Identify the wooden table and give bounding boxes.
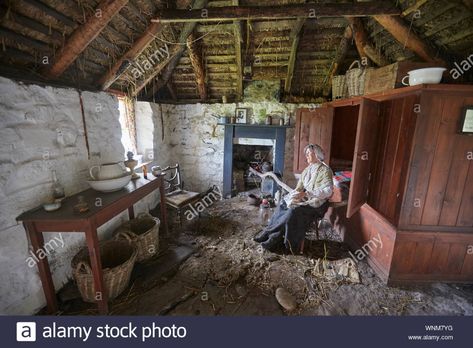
[16,174,168,315]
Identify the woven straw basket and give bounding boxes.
[332,75,348,100]
[71,240,137,303]
[345,60,370,97]
[113,213,160,262]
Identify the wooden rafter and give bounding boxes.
[285,18,305,96]
[152,2,399,23]
[322,25,353,96]
[373,15,446,64]
[21,0,76,27]
[401,0,428,17]
[347,17,389,66]
[99,21,165,90]
[233,0,243,100]
[44,0,129,79]
[186,33,207,100]
[132,0,209,97]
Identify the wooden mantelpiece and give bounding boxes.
[16,175,168,314]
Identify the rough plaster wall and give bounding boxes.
[0,77,155,314]
[136,101,320,193]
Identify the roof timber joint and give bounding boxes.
[133,0,209,97]
[373,15,446,65]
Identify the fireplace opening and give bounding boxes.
[232,144,274,194]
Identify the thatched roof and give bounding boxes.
[1,0,472,103]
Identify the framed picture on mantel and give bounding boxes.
[459,106,473,134]
[235,108,248,124]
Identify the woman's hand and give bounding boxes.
[293,191,306,200]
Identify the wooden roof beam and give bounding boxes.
[347,17,389,66]
[21,0,76,27]
[99,21,165,90]
[186,32,207,100]
[44,0,129,79]
[373,15,445,64]
[133,0,209,97]
[284,17,305,96]
[152,2,399,23]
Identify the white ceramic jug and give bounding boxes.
[89,162,126,180]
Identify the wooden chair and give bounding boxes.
[160,164,201,228]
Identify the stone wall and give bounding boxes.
[0,77,157,314]
[136,101,320,193]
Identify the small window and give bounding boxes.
[118,97,137,159]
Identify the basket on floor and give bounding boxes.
[332,75,348,100]
[345,60,369,97]
[113,213,160,262]
[71,240,137,303]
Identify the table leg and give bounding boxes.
[128,205,135,220]
[159,176,169,235]
[84,221,109,314]
[24,222,58,314]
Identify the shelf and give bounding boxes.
[217,123,293,128]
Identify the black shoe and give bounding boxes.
[253,230,270,242]
[261,232,283,251]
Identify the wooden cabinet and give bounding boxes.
[295,84,473,285]
[293,107,333,173]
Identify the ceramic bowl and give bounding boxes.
[402,67,446,86]
[43,201,61,212]
[86,173,132,192]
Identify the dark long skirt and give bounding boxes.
[264,200,328,251]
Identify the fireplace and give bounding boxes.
[222,124,290,198]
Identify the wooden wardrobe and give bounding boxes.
[293,84,473,285]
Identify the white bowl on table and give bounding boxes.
[86,173,132,193]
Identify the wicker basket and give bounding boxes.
[345,60,368,97]
[113,213,160,262]
[71,240,137,303]
[332,75,348,100]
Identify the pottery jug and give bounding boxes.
[89,162,126,180]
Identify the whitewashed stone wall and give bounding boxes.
[136,101,320,193]
[0,77,157,314]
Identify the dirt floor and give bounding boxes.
[54,195,473,316]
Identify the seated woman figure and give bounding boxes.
[254,144,333,252]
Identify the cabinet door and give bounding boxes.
[293,107,334,173]
[347,98,380,218]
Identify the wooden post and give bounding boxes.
[44,0,129,79]
[24,222,58,314]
